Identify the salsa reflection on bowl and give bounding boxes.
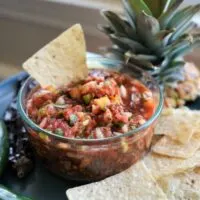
[18,59,163,181]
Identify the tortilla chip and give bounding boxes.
[157,170,200,200]
[151,135,163,147]
[194,167,200,174]
[66,161,168,200]
[154,108,200,144]
[144,150,200,180]
[152,136,200,159]
[23,24,88,87]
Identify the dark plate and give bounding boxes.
[0,63,200,200]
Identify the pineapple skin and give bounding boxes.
[164,62,200,108]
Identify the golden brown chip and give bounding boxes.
[157,170,200,200]
[155,108,200,144]
[152,136,200,159]
[23,24,88,87]
[151,135,163,147]
[194,167,200,174]
[66,161,168,200]
[144,150,200,180]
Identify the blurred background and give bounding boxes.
[0,0,199,80]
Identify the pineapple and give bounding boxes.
[99,0,200,107]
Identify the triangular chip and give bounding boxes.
[66,161,168,200]
[154,108,200,144]
[157,169,200,200]
[144,150,200,180]
[23,24,88,87]
[152,136,200,159]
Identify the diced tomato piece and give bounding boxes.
[103,109,113,123]
[96,79,118,97]
[81,81,97,95]
[69,87,81,99]
[32,90,54,107]
[109,104,128,123]
[112,73,126,85]
[92,104,101,115]
[143,99,155,119]
[63,105,83,120]
[73,105,83,112]
[114,113,129,124]
[84,119,97,137]
[131,80,147,93]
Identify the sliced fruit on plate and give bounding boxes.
[99,0,200,107]
[23,24,88,88]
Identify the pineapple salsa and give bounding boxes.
[26,69,155,139]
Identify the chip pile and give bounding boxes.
[67,108,200,200]
[145,108,200,199]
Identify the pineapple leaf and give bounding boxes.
[160,57,171,69]
[127,0,153,16]
[133,54,157,62]
[122,0,136,29]
[165,35,200,59]
[159,60,185,84]
[97,25,114,34]
[120,62,143,79]
[159,0,184,29]
[143,0,177,18]
[161,69,185,84]
[162,0,176,13]
[163,35,192,56]
[163,32,175,46]
[136,12,161,51]
[125,51,155,70]
[167,6,193,28]
[155,29,175,48]
[144,0,162,18]
[109,34,150,53]
[160,61,185,74]
[101,10,136,38]
[169,22,196,42]
[169,5,200,42]
[105,47,124,59]
[155,30,174,40]
[109,34,130,51]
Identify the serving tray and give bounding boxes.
[0,53,200,200]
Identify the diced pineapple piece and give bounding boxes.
[94,96,111,110]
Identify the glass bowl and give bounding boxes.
[18,57,163,182]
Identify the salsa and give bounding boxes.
[27,70,155,139]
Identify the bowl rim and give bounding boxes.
[17,57,164,143]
